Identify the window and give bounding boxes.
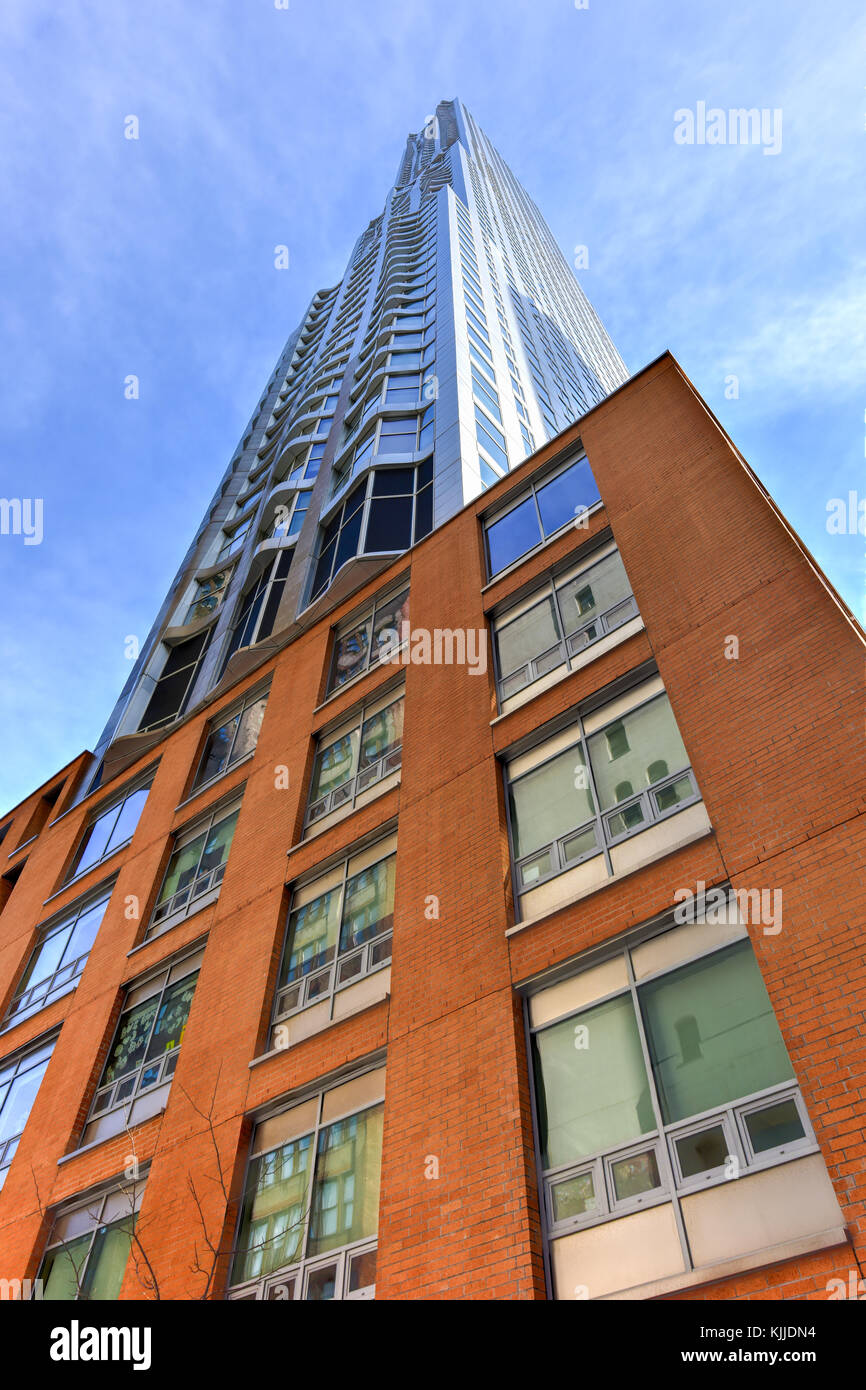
[270,489,309,542]
[311,461,432,601]
[0,1036,54,1189]
[306,693,403,828]
[475,402,509,473]
[272,839,395,1036]
[221,550,293,670]
[217,516,252,563]
[229,1076,384,1299]
[340,401,435,493]
[149,800,240,935]
[529,925,817,1297]
[82,951,201,1146]
[493,547,638,703]
[184,570,229,625]
[39,1185,144,1300]
[485,454,602,577]
[506,684,700,896]
[67,776,152,882]
[383,373,422,408]
[5,890,110,1025]
[138,631,212,732]
[327,584,410,693]
[193,688,268,791]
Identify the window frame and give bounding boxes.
[147,795,242,937]
[325,581,410,696]
[228,1082,384,1301]
[305,692,404,829]
[4,886,113,1027]
[82,948,202,1143]
[491,544,639,706]
[65,771,155,885]
[191,687,269,796]
[270,838,396,1036]
[484,452,602,580]
[37,1180,145,1301]
[505,687,701,897]
[528,930,818,1254]
[0,1033,56,1186]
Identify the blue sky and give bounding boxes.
[1,0,864,814]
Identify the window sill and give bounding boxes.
[301,772,401,843]
[507,815,715,938]
[130,891,219,955]
[250,974,391,1067]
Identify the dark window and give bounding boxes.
[139,632,211,732]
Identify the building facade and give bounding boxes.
[0,354,863,1301]
[89,98,627,785]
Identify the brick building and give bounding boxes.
[0,354,863,1301]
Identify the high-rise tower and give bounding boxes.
[90,99,627,783]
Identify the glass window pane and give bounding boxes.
[536,457,601,536]
[340,855,396,952]
[144,974,198,1062]
[675,1125,729,1179]
[307,1103,384,1257]
[102,997,160,1086]
[305,1263,338,1300]
[496,596,561,679]
[359,700,403,770]
[557,551,631,632]
[413,483,433,541]
[85,1219,135,1300]
[371,590,409,661]
[372,468,415,496]
[232,697,267,765]
[744,1098,805,1154]
[486,496,540,575]
[16,926,69,999]
[73,807,119,876]
[105,786,149,856]
[332,621,372,687]
[234,1134,314,1283]
[364,495,413,553]
[348,1248,377,1292]
[334,506,363,572]
[198,716,240,785]
[310,731,359,802]
[533,994,654,1169]
[551,1170,598,1222]
[0,1058,50,1145]
[41,1234,91,1301]
[610,1148,661,1201]
[281,889,341,984]
[158,832,207,906]
[587,695,690,812]
[509,744,594,860]
[638,939,795,1125]
[62,899,108,966]
[198,810,239,878]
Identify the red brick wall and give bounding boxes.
[0,353,861,1301]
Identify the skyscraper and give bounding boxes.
[0,102,862,1308]
[90,99,627,783]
